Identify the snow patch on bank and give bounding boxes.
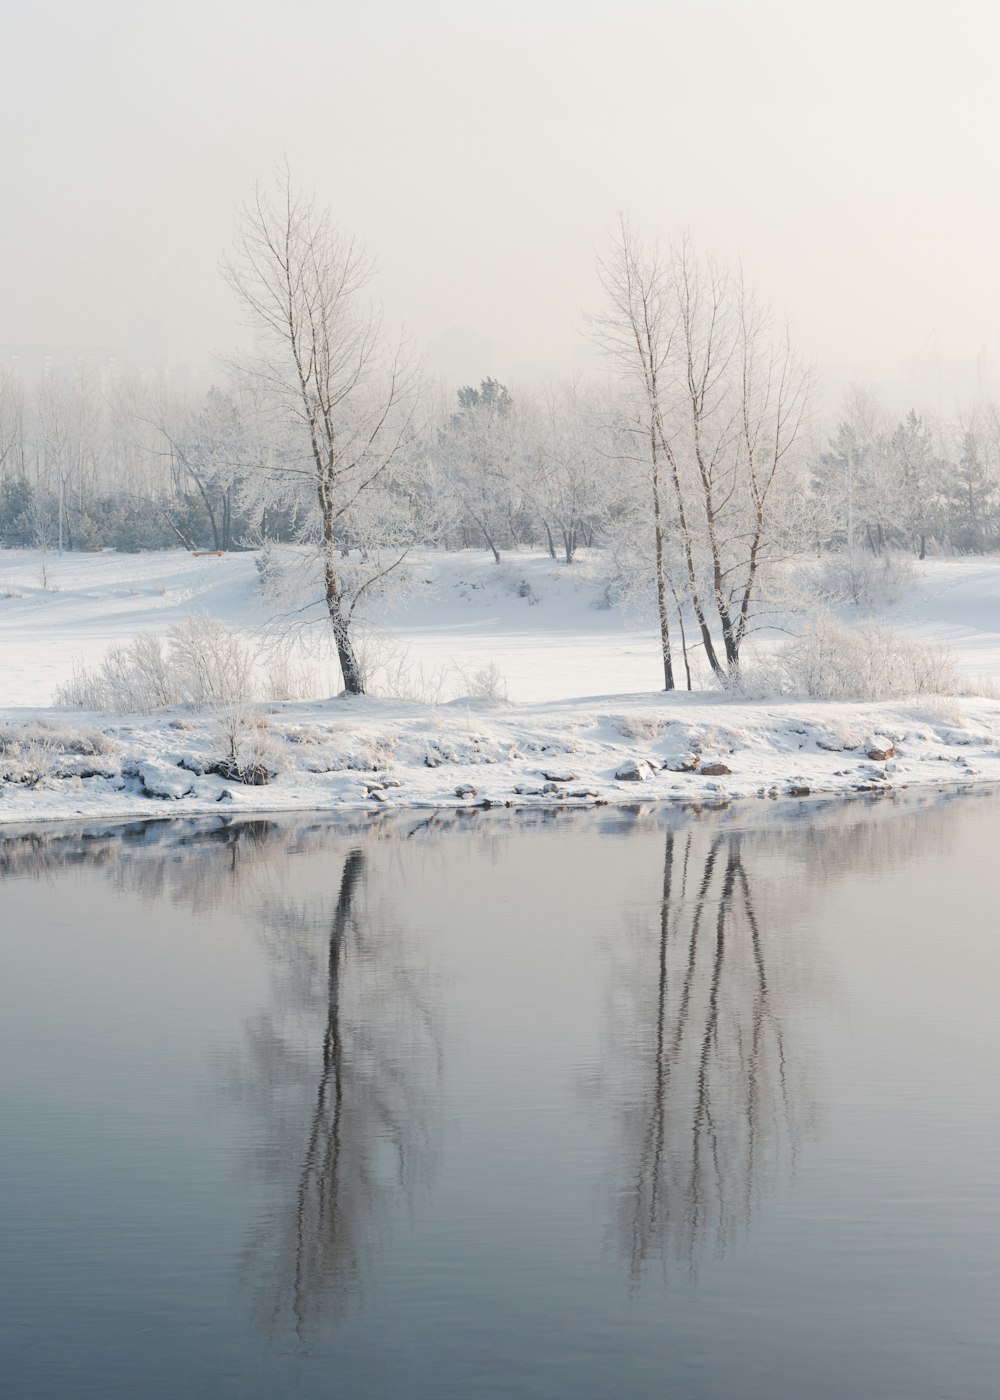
[2,690,999,824]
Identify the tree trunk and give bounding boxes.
[651,449,675,691]
[326,572,364,694]
[654,417,724,679]
[319,471,364,695]
[674,590,692,690]
[481,524,501,564]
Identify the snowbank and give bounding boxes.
[1,690,999,824]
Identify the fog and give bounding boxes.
[5,0,999,405]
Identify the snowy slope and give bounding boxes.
[0,550,269,708]
[888,558,1000,682]
[0,547,666,707]
[5,547,1000,709]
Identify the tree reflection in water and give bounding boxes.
[601,787,970,1281]
[607,821,813,1282]
[0,790,984,1319]
[230,840,442,1336]
[291,849,364,1327]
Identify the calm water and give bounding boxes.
[2,792,1000,1399]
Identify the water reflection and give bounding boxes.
[228,842,442,1335]
[0,815,445,1330]
[0,786,987,1345]
[594,789,985,1282]
[606,825,808,1282]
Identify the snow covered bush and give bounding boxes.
[56,615,258,714]
[617,711,663,741]
[0,732,58,787]
[778,617,955,700]
[913,697,966,729]
[506,573,540,605]
[726,617,955,701]
[817,551,916,612]
[0,721,119,756]
[0,721,120,786]
[463,661,509,704]
[168,615,256,708]
[254,542,282,593]
[57,635,179,712]
[209,708,285,785]
[261,643,325,703]
[354,636,451,704]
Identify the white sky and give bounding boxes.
[4,0,1000,406]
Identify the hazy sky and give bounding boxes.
[5,0,999,405]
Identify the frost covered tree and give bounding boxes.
[816,393,953,561]
[946,406,1000,551]
[889,409,945,559]
[594,219,811,683]
[525,380,610,563]
[138,384,288,553]
[224,168,418,694]
[671,245,811,672]
[0,370,33,547]
[592,219,680,687]
[816,388,893,559]
[435,378,528,561]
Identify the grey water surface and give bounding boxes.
[2,791,999,1399]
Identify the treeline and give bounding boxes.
[4,366,996,561]
[814,387,1000,558]
[0,373,298,553]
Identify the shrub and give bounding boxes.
[0,732,58,787]
[817,551,916,612]
[56,615,258,714]
[778,617,955,700]
[209,708,284,785]
[458,661,510,704]
[470,662,509,702]
[617,711,663,740]
[354,635,451,704]
[57,635,178,712]
[168,615,256,708]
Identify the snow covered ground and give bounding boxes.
[0,547,677,707]
[1,546,1000,824]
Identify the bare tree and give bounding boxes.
[593,218,679,689]
[727,271,812,660]
[224,167,418,694]
[526,379,609,563]
[595,221,811,682]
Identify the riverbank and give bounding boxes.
[3,546,1000,824]
[2,688,999,824]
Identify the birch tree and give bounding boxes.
[224,168,417,694]
[595,220,811,681]
[593,218,678,688]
